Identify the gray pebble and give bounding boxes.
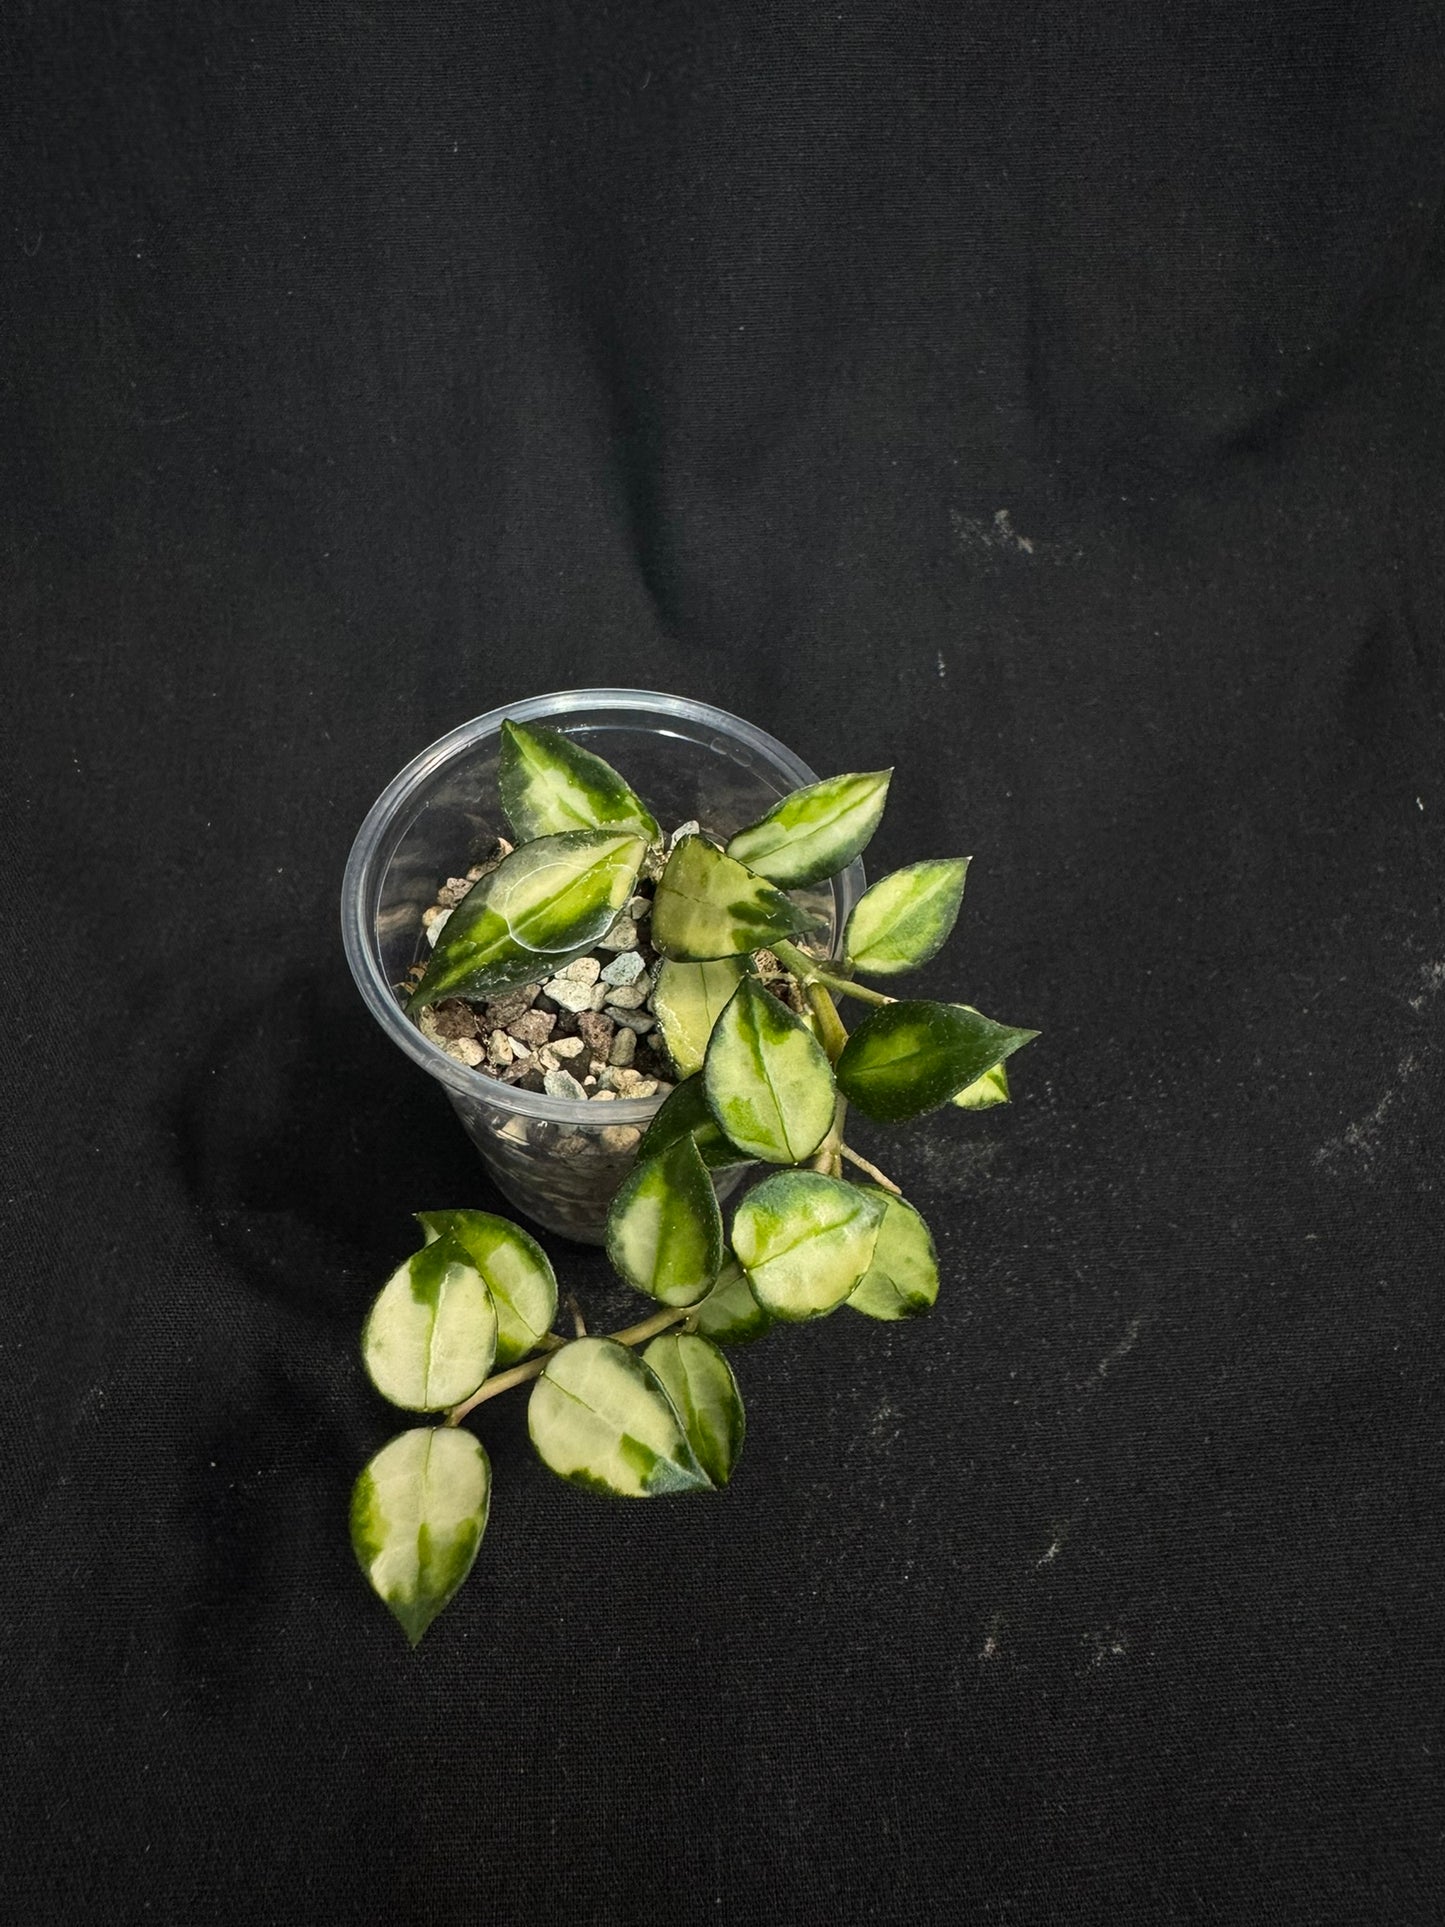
[559,956,602,985]
[603,982,648,1009]
[606,1006,657,1032]
[544,977,597,1013]
[600,950,647,987]
[543,1069,589,1102]
[609,1069,661,1100]
[598,917,638,952]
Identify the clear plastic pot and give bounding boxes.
[342,690,865,1242]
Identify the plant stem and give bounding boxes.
[803,979,850,1063]
[779,949,849,1179]
[839,1144,902,1194]
[811,1093,848,1180]
[817,972,894,1008]
[444,1304,689,1426]
[773,939,895,1010]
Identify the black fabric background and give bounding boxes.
[5,4,1444,1921]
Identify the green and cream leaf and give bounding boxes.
[652,955,751,1076]
[952,1061,1011,1110]
[499,718,660,845]
[408,830,646,1010]
[843,859,971,977]
[361,1238,498,1412]
[732,1172,885,1321]
[835,1000,1038,1123]
[703,976,837,1166]
[528,1338,713,1497]
[642,1332,746,1486]
[415,1209,558,1366]
[637,1074,754,1172]
[606,1136,724,1307]
[689,1254,773,1346]
[725,770,892,889]
[846,1189,940,1321]
[651,834,817,961]
[350,1427,491,1646]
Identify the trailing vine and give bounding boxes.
[351,720,1037,1643]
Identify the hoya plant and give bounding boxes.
[350,719,1038,1643]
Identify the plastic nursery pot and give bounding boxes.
[342,689,866,1243]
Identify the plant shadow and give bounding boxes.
[170,964,501,1324]
[168,964,629,1695]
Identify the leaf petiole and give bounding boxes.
[838,1144,902,1194]
[444,1305,691,1426]
[802,978,851,1063]
[810,1092,848,1180]
[772,940,896,1010]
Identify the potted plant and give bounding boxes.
[342,690,1037,1643]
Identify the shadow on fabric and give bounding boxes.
[169,966,490,1323]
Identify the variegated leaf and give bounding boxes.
[652,955,751,1076]
[690,1254,773,1346]
[499,718,660,845]
[952,1061,1011,1110]
[415,1209,558,1366]
[361,1238,498,1412]
[408,830,646,1010]
[703,975,836,1165]
[528,1338,713,1496]
[350,1427,491,1646]
[638,1074,754,1172]
[843,859,971,977]
[651,834,817,961]
[642,1332,746,1486]
[846,1189,940,1321]
[606,1135,724,1306]
[732,1171,885,1321]
[726,770,891,889]
[835,1000,1038,1123]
